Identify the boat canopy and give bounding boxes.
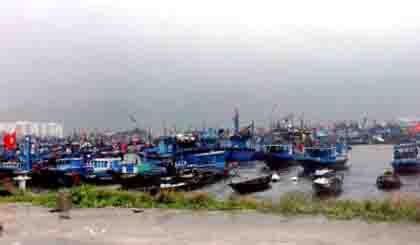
[122,153,141,164]
[394,143,418,149]
[394,144,418,159]
[265,144,292,153]
[305,147,336,158]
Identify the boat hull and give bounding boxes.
[117,174,162,189]
[299,157,349,173]
[313,181,342,195]
[225,150,255,162]
[229,175,271,194]
[265,153,295,169]
[313,176,343,195]
[31,169,82,188]
[376,175,401,189]
[391,160,420,174]
[0,169,16,180]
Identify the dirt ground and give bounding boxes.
[1,203,420,245]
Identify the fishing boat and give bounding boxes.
[221,135,256,162]
[159,176,187,191]
[264,144,294,169]
[0,136,33,180]
[84,157,121,182]
[312,169,343,195]
[229,174,272,194]
[182,150,227,173]
[114,154,166,189]
[376,169,402,189]
[391,143,420,174]
[35,157,86,187]
[296,146,349,174]
[0,162,26,179]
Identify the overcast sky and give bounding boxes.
[2,1,420,132]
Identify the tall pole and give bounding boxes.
[162,120,167,137]
[233,107,239,134]
[269,104,278,130]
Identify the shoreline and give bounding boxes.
[1,186,420,224]
[2,203,420,245]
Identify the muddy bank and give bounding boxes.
[1,204,420,245]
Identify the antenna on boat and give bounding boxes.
[129,114,140,130]
[147,127,152,144]
[162,120,167,137]
[269,104,278,130]
[233,107,239,134]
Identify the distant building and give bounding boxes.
[397,117,420,128]
[0,121,64,138]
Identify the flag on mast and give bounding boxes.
[3,131,17,150]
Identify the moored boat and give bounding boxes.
[229,174,272,194]
[264,144,295,169]
[391,143,420,174]
[296,146,349,174]
[312,169,343,195]
[376,169,402,189]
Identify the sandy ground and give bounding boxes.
[1,203,420,245]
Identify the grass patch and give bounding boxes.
[1,186,420,223]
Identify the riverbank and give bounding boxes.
[2,203,420,245]
[2,186,420,223]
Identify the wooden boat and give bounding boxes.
[229,174,272,194]
[312,169,343,195]
[376,170,402,189]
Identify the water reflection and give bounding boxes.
[200,145,420,201]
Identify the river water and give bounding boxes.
[200,145,420,201]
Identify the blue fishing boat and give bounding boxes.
[35,157,87,187]
[84,157,122,182]
[221,135,255,162]
[113,153,167,189]
[220,108,256,163]
[296,146,349,173]
[264,144,295,169]
[0,136,34,179]
[182,150,227,174]
[391,143,420,174]
[146,135,228,172]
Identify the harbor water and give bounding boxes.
[200,145,420,201]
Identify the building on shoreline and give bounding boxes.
[0,121,64,139]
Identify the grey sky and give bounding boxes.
[2,1,420,132]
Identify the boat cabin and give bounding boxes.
[264,144,293,154]
[393,144,419,160]
[86,158,121,172]
[304,147,336,159]
[55,158,83,170]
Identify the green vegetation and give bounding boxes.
[1,186,420,223]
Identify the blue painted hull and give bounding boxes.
[0,168,16,180]
[392,159,420,174]
[253,151,266,161]
[265,153,295,169]
[183,151,227,173]
[225,150,255,162]
[298,157,349,173]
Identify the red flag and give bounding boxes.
[120,143,128,154]
[415,123,420,133]
[3,131,17,150]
